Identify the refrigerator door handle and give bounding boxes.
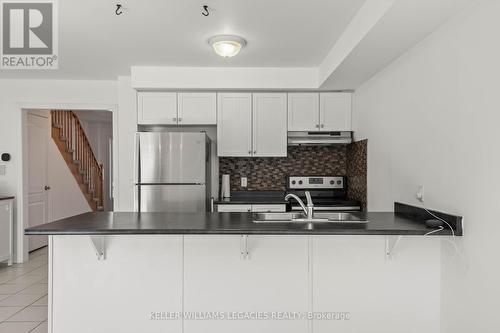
[134,133,140,184]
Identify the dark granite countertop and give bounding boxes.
[215,191,288,205]
[0,196,15,201]
[25,203,462,236]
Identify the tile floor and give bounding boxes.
[0,247,48,333]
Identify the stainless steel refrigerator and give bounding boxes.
[135,132,211,212]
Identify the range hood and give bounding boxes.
[287,131,352,145]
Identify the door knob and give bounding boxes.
[44,186,51,191]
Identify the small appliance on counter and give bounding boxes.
[221,174,231,199]
[285,175,361,211]
[135,132,211,213]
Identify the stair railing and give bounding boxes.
[51,110,104,210]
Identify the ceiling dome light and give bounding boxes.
[209,35,246,58]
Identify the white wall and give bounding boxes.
[48,132,91,220]
[352,0,500,332]
[131,66,319,90]
[115,76,137,212]
[0,79,117,262]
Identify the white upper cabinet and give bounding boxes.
[178,92,217,125]
[217,93,253,157]
[287,93,319,131]
[137,92,177,125]
[288,92,352,131]
[319,92,352,131]
[252,93,287,157]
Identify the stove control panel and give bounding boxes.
[287,176,344,189]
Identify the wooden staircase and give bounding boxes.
[51,110,104,211]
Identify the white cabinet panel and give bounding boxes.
[319,92,352,131]
[252,93,287,157]
[287,93,319,131]
[216,204,252,212]
[52,235,183,333]
[178,92,217,125]
[0,200,13,265]
[217,93,253,157]
[216,204,286,212]
[251,204,286,212]
[184,235,309,333]
[138,92,177,124]
[312,236,440,333]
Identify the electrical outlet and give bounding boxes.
[241,177,248,188]
[416,185,425,202]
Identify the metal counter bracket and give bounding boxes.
[240,235,250,259]
[89,236,106,260]
[385,236,402,260]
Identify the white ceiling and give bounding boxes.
[0,0,365,80]
[320,0,476,89]
[0,0,477,89]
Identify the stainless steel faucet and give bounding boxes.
[285,191,314,219]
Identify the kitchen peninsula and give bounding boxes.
[26,203,461,333]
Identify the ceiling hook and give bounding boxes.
[202,5,210,17]
[115,4,123,16]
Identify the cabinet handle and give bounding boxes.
[321,124,325,128]
[253,150,257,154]
[178,117,182,122]
[172,117,177,122]
[44,186,51,191]
[316,124,320,128]
[248,150,252,154]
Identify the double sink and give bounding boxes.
[253,212,368,225]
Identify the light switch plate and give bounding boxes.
[241,177,247,188]
[0,165,5,175]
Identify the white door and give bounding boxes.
[287,93,319,131]
[184,235,309,333]
[319,92,352,131]
[252,93,287,157]
[137,92,178,124]
[178,92,217,125]
[27,113,49,251]
[217,93,252,157]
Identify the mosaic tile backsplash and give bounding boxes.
[347,140,368,211]
[219,145,347,191]
[219,142,368,210]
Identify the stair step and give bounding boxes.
[51,113,103,213]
